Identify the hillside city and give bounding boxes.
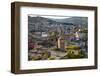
[28,16,88,60]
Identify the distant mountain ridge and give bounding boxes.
[54,17,88,26]
[28,16,88,32]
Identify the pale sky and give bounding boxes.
[29,14,71,19]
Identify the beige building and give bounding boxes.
[57,36,66,49]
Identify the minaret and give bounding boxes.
[57,37,61,48]
[75,32,79,40]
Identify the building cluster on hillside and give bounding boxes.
[29,21,87,52]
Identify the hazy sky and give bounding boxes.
[29,14,71,19]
